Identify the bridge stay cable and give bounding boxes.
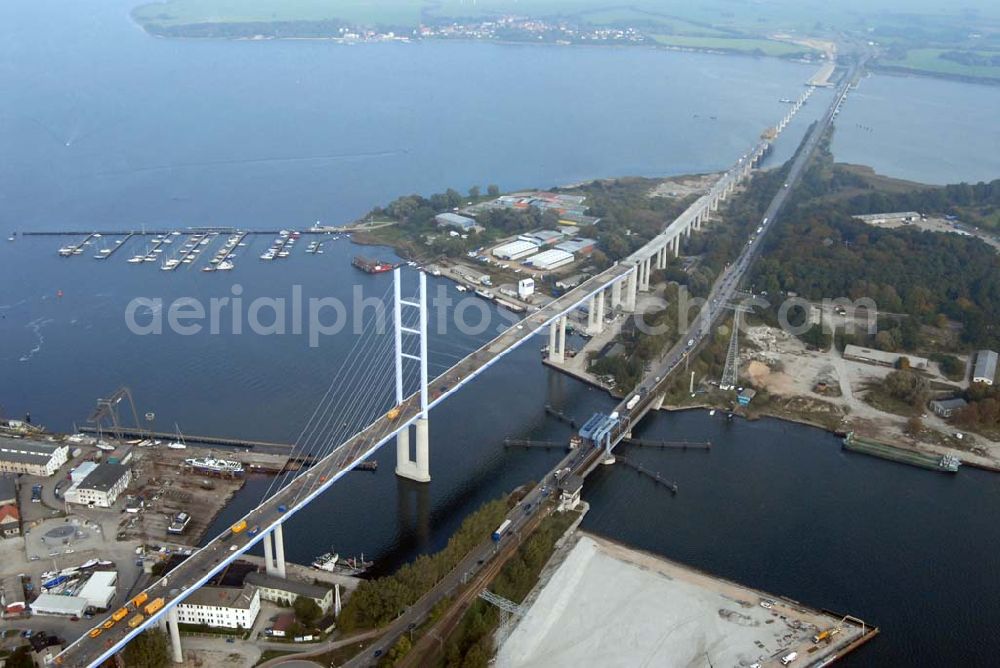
[260,279,397,501]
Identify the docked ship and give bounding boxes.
[311,549,373,575]
[843,432,961,473]
[184,457,244,476]
[311,551,340,571]
[352,256,396,274]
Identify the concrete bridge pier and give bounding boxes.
[396,418,431,483]
[547,315,568,362]
[586,291,605,335]
[656,244,667,270]
[672,235,680,257]
[274,523,287,578]
[167,608,183,664]
[263,522,288,577]
[642,256,653,291]
[624,269,638,312]
[610,280,622,309]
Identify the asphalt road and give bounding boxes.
[60,52,864,668]
[598,52,867,451]
[57,263,633,667]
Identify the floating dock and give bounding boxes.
[843,432,961,473]
[57,233,97,257]
[92,233,133,260]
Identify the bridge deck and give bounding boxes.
[58,262,633,667]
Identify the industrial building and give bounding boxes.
[519,229,565,248]
[493,239,539,261]
[64,463,131,508]
[69,461,98,483]
[244,571,334,614]
[435,212,482,232]
[737,388,757,407]
[973,350,997,385]
[555,238,597,256]
[555,274,588,290]
[930,398,968,419]
[452,264,491,286]
[518,278,535,300]
[0,437,68,476]
[842,345,929,370]
[30,593,90,618]
[77,571,117,610]
[176,584,260,629]
[525,249,574,271]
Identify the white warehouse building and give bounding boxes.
[64,463,131,508]
[492,239,539,261]
[0,437,68,477]
[525,249,574,271]
[31,593,90,618]
[77,571,117,610]
[176,584,260,629]
[973,350,997,385]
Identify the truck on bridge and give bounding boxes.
[492,519,512,542]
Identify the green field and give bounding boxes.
[651,34,811,57]
[134,0,1000,31]
[133,0,425,28]
[879,48,1000,82]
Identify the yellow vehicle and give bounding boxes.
[144,597,165,616]
[386,406,401,421]
[88,628,103,639]
[111,607,129,622]
[813,628,840,643]
[102,620,115,630]
[132,592,149,608]
[128,613,145,629]
[231,519,248,534]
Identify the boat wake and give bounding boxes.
[19,317,54,362]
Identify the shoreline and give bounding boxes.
[129,13,999,88]
[541,357,1000,474]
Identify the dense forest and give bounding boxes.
[752,142,1000,351]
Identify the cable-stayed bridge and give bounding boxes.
[55,85,820,667]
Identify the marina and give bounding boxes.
[203,231,246,272]
[160,232,214,271]
[57,232,97,257]
[259,229,299,261]
[91,233,134,260]
[31,228,348,270]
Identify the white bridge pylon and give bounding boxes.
[394,268,431,483]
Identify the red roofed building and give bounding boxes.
[0,504,20,538]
